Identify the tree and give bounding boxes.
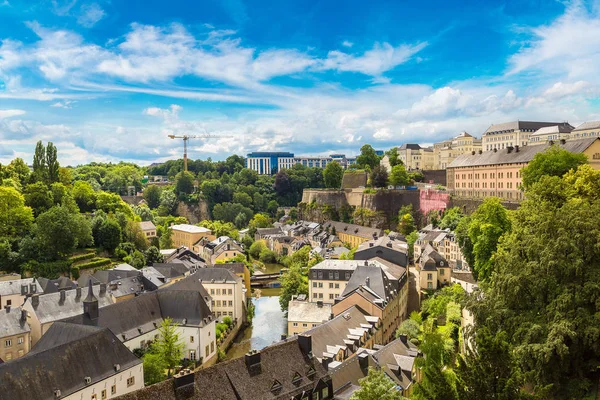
[233,192,253,208]
[72,181,97,212]
[248,240,266,259]
[412,330,459,400]
[124,250,146,269]
[279,263,308,311]
[153,317,184,376]
[24,182,54,216]
[158,189,179,216]
[142,352,167,385]
[46,142,60,183]
[398,212,416,236]
[34,206,92,259]
[212,202,254,224]
[124,220,149,251]
[145,246,164,265]
[32,140,47,182]
[175,171,195,195]
[7,158,30,186]
[386,147,401,168]
[439,207,463,231]
[159,227,173,249]
[350,367,405,400]
[143,185,162,209]
[58,167,73,186]
[249,213,271,229]
[323,161,344,188]
[356,144,380,170]
[0,186,34,237]
[395,319,420,342]
[407,231,419,259]
[389,164,410,187]
[97,218,122,252]
[267,199,279,217]
[521,146,587,189]
[370,165,389,188]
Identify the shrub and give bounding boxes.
[77,258,111,270]
[222,316,233,328]
[70,252,96,262]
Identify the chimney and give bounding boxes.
[59,290,66,302]
[244,350,261,370]
[478,150,482,154]
[298,334,312,356]
[471,151,475,155]
[76,287,82,299]
[515,145,519,152]
[31,294,40,308]
[506,146,513,154]
[358,352,369,370]
[493,148,498,153]
[83,279,99,320]
[321,355,332,370]
[365,277,370,288]
[364,260,368,266]
[560,139,566,145]
[369,242,374,248]
[386,242,392,248]
[316,301,323,308]
[99,283,107,295]
[399,334,408,346]
[21,309,27,322]
[5,305,10,313]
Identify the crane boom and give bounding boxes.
[168,133,233,172]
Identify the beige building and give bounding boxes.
[171,224,214,249]
[0,278,42,310]
[570,121,600,140]
[194,268,245,323]
[447,138,600,201]
[416,244,451,291]
[482,121,568,151]
[308,260,358,304]
[194,236,244,265]
[529,125,574,145]
[321,221,383,248]
[433,132,483,169]
[139,221,157,238]
[287,295,332,336]
[0,307,31,362]
[397,144,435,170]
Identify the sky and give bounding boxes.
[1,0,600,166]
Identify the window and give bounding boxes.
[5,339,11,347]
[190,336,194,343]
[228,301,233,307]
[329,283,333,289]
[210,289,215,295]
[6,300,11,306]
[427,273,432,280]
[101,389,107,400]
[190,350,196,361]
[91,394,97,400]
[127,377,135,387]
[17,337,23,345]
[302,323,308,327]
[319,293,323,298]
[206,345,210,357]
[228,289,232,295]
[313,293,318,298]
[216,289,221,295]
[329,294,334,300]
[428,282,433,289]
[229,312,233,316]
[293,322,298,327]
[318,282,323,288]
[440,269,444,275]
[335,283,339,289]
[216,300,221,307]
[211,341,215,353]
[312,282,317,287]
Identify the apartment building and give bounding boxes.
[194,236,244,265]
[416,245,451,291]
[194,268,245,323]
[529,125,574,145]
[321,221,383,248]
[570,121,600,140]
[414,228,468,271]
[170,224,214,249]
[447,138,600,201]
[0,278,42,309]
[354,236,409,268]
[433,132,483,169]
[287,294,332,336]
[0,307,31,362]
[397,144,435,170]
[481,120,568,151]
[308,260,358,304]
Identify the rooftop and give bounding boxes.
[531,124,574,136]
[0,307,30,338]
[483,121,565,134]
[139,220,156,231]
[171,224,211,234]
[573,121,600,132]
[37,276,77,294]
[0,278,42,296]
[321,221,383,240]
[288,299,332,323]
[193,268,241,284]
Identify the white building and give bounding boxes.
[0,278,42,309]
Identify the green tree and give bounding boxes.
[158,189,179,216]
[233,192,253,208]
[395,319,421,342]
[350,367,405,400]
[32,140,47,182]
[389,164,410,187]
[249,213,271,229]
[412,330,459,400]
[175,171,195,195]
[6,158,31,186]
[370,165,389,188]
[385,147,401,168]
[124,250,146,269]
[97,218,122,252]
[356,144,381,170]
[46,142,60,183]
[34,206,92,259]
[398,212,416,236]
[72,181,97,213]
[407,231,419,259]
[521,146,588,189]
[143,185,162,209]
[323,161,344,188]
[279,262,308,311]
[24,182,54,216]
[145,246,164,265]
[142,352,167,385]
[159,227,173,249]
[439,207,463,231]
[248,240,266,259]
[124,220,149,251]
[153,317,184,376]
[0,186,34,237]
[267,199,279,217]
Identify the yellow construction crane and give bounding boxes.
[168,134,233,172]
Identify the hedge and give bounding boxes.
[77,258,112,270]
[70,252,96,263]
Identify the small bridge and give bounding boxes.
[251,273,282,288]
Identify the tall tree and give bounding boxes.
[356,144,380,170]
[279,263,308,311]
[32,141,47,182]
[46,142,60,183]
[386,147,401,168]
[350,367,405,400]
[72,181,97,212]
[96,218,122,252]
[439,207,463,231]
[175,171,195,195]
[154,317,184,376]
[143,185,162,209]
[521,146,587,189]
[34,206,92,259]
[0,186,34,237]
[323,161,344,188]
[412,330,459,400]
[370,165,389,188]
[389,164,410,187]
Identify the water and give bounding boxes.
[259,263,285,274]
[225,294,287,360]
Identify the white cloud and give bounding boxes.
[143,104,182,120]
[0,109,25,118]
[51,0,78,16]
[51,100,76,108]
[342,40,353,48]
[77,3,105,28]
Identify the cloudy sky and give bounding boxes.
[1,0,600,166]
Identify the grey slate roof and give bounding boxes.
[0,278,42,297]
[139,220,156,231]
[448,138,599,168]
[106,275,145,299]
[322,221,383,240]
[483,121,564,134]
[77,269,140,287]
[37,277,77,294]
[288,299,332,324]
[161,273,212,303]
[193,268,241,284]
[398,144,422,150]
[341,264,398,302]
[0,307,30,338]
[0,322,141,400]
[152,263,190,279]
[531,124,574,135]
[573,121,600,131]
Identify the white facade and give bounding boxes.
[203,280,244,323]
[63,364,144,400]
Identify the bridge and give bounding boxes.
[250,272,282,288]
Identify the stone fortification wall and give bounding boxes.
[422,169,447,186]
[449,198,520,214]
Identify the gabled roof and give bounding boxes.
[531,124,574,136]
[573,121,600,131]
[341,264,397,301]
[322,221,383,240]
[193,268,241,284]
[151,263,190,279]
[0,322,141,400]
[398,143,422,150]
[37,277,77,294]
[139,220,156,231]
[0,307,30,338]
[483,121,564,134]
[0,278,42,297]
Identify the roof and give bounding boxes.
[370,258,407,281]
[37,277,77,294]
[139,220,156,231]
[151,263,190,279]
[0,307,30,338]
[255,227,284,236]
[356,236,408,255]
[193,268,241,284]
[419,244,447,271]
[455,131,473,138]
[448,138,599,168]
[573,121,600,131]
[170,224,211,234]
[25,284,114,324]
[106,275,145,298]
[140,267,167,288]
[310,260,362,271]
[63,290,214,342]
[0,322,141,400]
[398,144,422,150]
[162,273,212,301]
[451,271,477,285]
[322,221,383,240]
[0,278,42,297]
[341,264,398,302]
[288,299,332,324]
[77,269,141,287]
[114,336,331,400]
[483,121,564,134]
[531,124,574,136]
[218,262,246,275]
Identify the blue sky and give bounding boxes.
[1,0,600,165]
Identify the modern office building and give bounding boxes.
[246,152,357,175]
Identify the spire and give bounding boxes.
[83,278,99,320]
[84,278,97,302]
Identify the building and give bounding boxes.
[22,284,115,345]
[114,335,333,400]
[171,224,214,250]
[63,281,217,365]
[451,271,477,294]
[0,278,42,310]
[432,131,483,169]
[571,121,600,140]
[396,144,435,170]
[217,262,252,295]
[414,229,468,271]
[139,221,157,239]
[331,336,420,398]
[0,307,31,362]
[321,221,383,248]
[0,322,143,400]
[193,268,245,323]
[481,120,568,151]
[529,124,575,145]
[447,138,600,201]
[151,262,194,285]
[354,236,409,267]
[287,295,332,336]
[246,152,295,175]
[416,244,451,291]
[0,273,21,282]
[308,260,360,304]
[194,236,244,265]
[255,226,284,241]
[37,277,77,294]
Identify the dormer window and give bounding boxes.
[270,380,283,394]
[292,372,303,386]
[307,366,316,379]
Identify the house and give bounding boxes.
[288,295,332,336]
[413,228,468,271]
[432,131,483,170]
[0,278,42,309]
[115,335,333,400]
[302,305,380,364]
[0,322,143,400]
[77,268,146,303]
[0,307,31,362]
[255,227,284,241]
[171,224,214,250]
[332,260,408,343]
[194,236,245,265]
[451,271,478,294]
[396,144,435,170]
[21,283,115,345]
[268,234,297,256]
[570,121,600,140]
[63,280,217,365]
[331,336,420,398]
[308,260,360,304]
[529,125,575,145]
[321,221,383,248]
[139,220,157,239]
[354,236,409,267]
[481,120,569,151]
[192,268,245,324]
[217,262,252,296]
[417,244,451,291]
[37,277,77,294]
[151,263,193,285]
